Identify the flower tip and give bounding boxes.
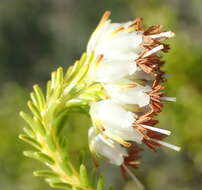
[99,11,111,24]
[168,31,175,38]
[104,10,111,17]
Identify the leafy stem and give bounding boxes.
[19,52,107,190]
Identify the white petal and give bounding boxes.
[90,100,135,129]
[87,21,118,53]
[87,20,144,60]
[104,127,144,144]
[128,70,155,81]
[96,59,137,82]
[104,81,151,107]
[89,127,128,166]
[100,32,142,53]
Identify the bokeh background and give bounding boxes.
[0,0,202,190]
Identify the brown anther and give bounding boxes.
[133,18,143,31]
[95,54,104,65]
[98,11,111,26]
[144,24,162,35]
[112,26,125,35]
[123,145,143,169]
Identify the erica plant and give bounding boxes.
[20,11,180,190]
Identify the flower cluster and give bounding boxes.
[87,11,180,178]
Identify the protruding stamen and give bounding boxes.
[111,26,125,36]
[160,97,176,102]
[151,139,181,151]
[141,124,171,136]
[122,164,144,190]
[148,31,175,39]
[106,132,132,147]
[143,45,164,58]
[98,11,111,27]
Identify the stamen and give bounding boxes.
[111,26,125,36]
[95,54,104,65]
[105,132,132,147]
[163,73,171,78]
[148,31,175,39]
[151,139,181,151]
[141,124,171,135]
[98,11,111,27]
[122,164,144,190]
[120,83,137,88]
[143,45,164,58]
[160,97,176,102]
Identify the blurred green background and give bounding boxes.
[0,0,202,190]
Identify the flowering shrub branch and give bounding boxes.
[20,11,179,190]
[19,53,107,190]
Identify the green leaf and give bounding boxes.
[20,111,46,136]
[80,164,89,187]
[27,101,41,119]
[97,175,104,190]
[19,134,41,149]
[91,168,98,188]
[23,150,37,159]
[56,67,64,85]
[108,185,115,190]
[46,135,56,152]
[49,182,72,189]
[30,92,39,108]
[19,111,35,131]
[78,150,86,166]
[54,110,69,136]
[46,80,52,100]
[58,136,69,151]
[33,170,58,178]
[51,71,57,90]
[34,117,46,136]
[59,159,72,176]
[52,85,62,100]
[35,152,55,165]
[72,187,83,190]
[33,84,45,110]
[23,127,35,138]
[65,65,73,81]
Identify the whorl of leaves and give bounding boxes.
[19,52,112,190]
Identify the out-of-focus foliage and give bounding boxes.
[0,0,201,190]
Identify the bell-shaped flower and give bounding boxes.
[104,79,151,107]
[87,20,143,58]
[90,100,144,145]
[88,127,128,166]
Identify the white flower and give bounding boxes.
[88,127,128,166]
[86,11,179,176]
[87,18,145,83]
[87,21,143,58]
[90,100,144,144]
[104,79,151,107]
[90,100,135,129]
[95,59,137,83]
